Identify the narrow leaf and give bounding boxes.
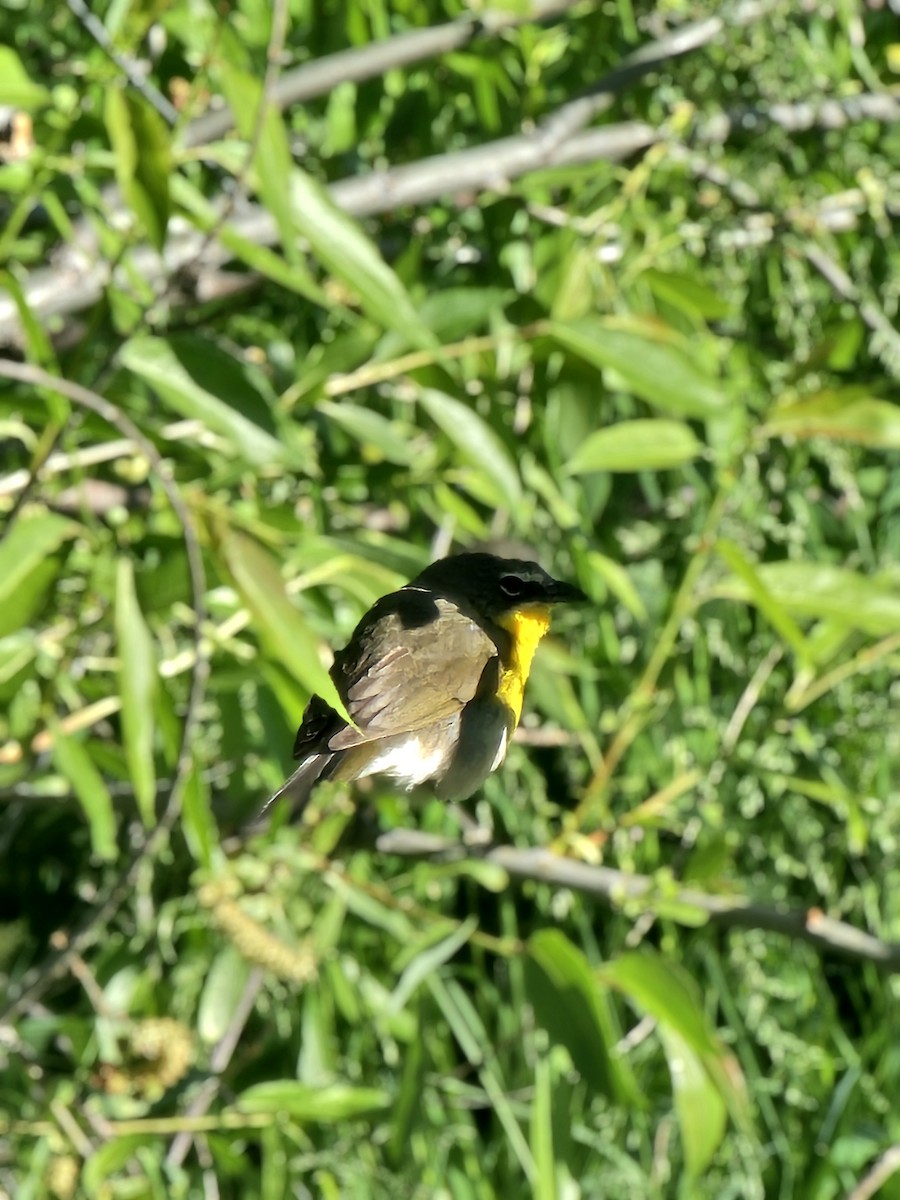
[565,420,703,474]
[120,335,284,465]
[526,930,640,1104]
[0,512,75,614]
[236,1081,391,1121]
[715,540,809,660]
[419,389,522,509]
[115,558,158,826]
[0,47,51,109]
[388,916,478,1015]
[763,390,900,449]
[104,89,171,250]
[600,950,749,1130]
[710,562,900,637]
[50,726,117,861]
[548,318,726,417]
[219,530,351,721]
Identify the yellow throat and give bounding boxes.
[496,605,551,725]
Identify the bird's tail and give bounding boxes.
[254,752,335,827]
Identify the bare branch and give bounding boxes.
[66,0,179,125]
[181,0,583,147]
[374,831,900,974]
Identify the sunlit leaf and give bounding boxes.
[120,335,285,465]
[236,1080,391,1120]
[104,89,171,250]
[763,390,900,449]
[0,47,50,109]
[709,562,900,636]
[419,389,522,509]
[0,512,75,633]
[115,558,158,825]
[219,530,351,721]
[565,419,703,473]
[547,318,726,417]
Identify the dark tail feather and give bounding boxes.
[251,752,335,830]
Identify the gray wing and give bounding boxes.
[328,594,498,749]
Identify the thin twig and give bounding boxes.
[66,0,179,125]
[846,1146,900,1200]
[166,969,265,1169]
[0,359,208,1021]
[374,830,900,973]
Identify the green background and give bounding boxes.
[1,1,899,1197]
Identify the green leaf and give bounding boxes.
[547,318,727,417]
[172,174,324,302]
[762,390,900,449]
[418,389,522,510]
[643,268,732,321]
[659,1026,728,1178]
[119,335,285,465]
[388,916,478,1014]
[530,1054,557,1200]
[0,47,51,109]
[115,558,158,826]
[180,758,219,869]
[709,562,900,637]
[219,530,351,722]
[715,540,810,660]
[104,89,171,250]
[289,168,434,348]
[198,947,253,1045]
[526,930,640,1104]
[50,726,117,862]
[565,419,703,473]
[600,950,749,1157]
[586,551,647,623]
[82,1136,148,1194]
[216,64,305,273]
[317,400,418,465]
[0,511,75,626]
[236,1080,391,1121]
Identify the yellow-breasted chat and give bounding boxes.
[266,552,587,815]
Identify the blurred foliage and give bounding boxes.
[1,0,900,1197]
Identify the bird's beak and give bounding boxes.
[547,578,589,604]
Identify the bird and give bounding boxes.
[264,552,587,818]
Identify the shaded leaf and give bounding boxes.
[104,89,171,250]
[120,335,284,465]
[565,419,703,474]
[0,512,75,628]
[526,930,640,1104]
[547,318,726,417]
[115,558,158,826]
[50,726,117,862]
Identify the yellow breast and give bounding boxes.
[495,606,551,726]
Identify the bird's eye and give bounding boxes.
[500,575,526,598]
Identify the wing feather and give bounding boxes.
[328,594,497,749]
